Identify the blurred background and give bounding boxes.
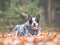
[0,0,60,33]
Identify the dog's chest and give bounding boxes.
[29,29,39,35]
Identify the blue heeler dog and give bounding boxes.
[14,14,41,36]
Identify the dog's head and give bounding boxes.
[28,14,40,30]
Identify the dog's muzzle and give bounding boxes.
[31,26,38,30]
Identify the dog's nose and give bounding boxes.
[34,23,35,26]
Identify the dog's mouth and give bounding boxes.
[31,26,38,30]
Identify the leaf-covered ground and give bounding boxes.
[0,31,60,45]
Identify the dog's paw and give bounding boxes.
[37,32,41,36]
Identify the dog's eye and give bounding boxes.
[29,20,33,24]
[35,19,39,23]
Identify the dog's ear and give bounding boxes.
[28,15,32,24]
[36,14,40,22]
[28,15,32,20]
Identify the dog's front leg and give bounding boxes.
[24,29,32,36]
[37,31,41,36]
[24,29,29,36]
[37,28,41,36]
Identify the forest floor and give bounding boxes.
[0,26,60,45]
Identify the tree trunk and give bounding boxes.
[47,0,51,26]
[1,0,6,11]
